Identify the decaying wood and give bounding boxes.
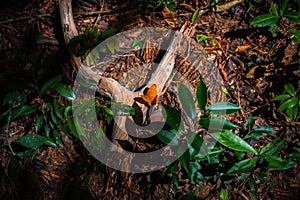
[59,0,197,170]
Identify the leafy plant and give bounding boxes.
[273,83,299,121]
[160,79,296,199]
[0,49,80,157]
[250,0,300,36]
[69,28,117,58]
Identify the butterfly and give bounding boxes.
[140,84,158,107]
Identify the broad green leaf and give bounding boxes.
[286,105,298,120]
[162,104,182,130]
[132,39,143,49]
[191,9,199,24]
[245,133,263,140]
[246,116,255,131]
[156,130,178,146]
[226,157,258,175]
[99,29,116,41]
[263,155,295,170]
[260,139,285,156]
[220,189,228,200]
[53,129,63,147]
[167,4,176,12]
[206,102,241,114]
[199,117,240,131]
[35,115,44,134]
[191,134,204,154]
[250,178,258,200]
[196,79,208,110]
[237,173,250,181]
[211,130,258,154]
[74,116,88,140]
[55,83,76,100]
[40,75,62,95]
[272,94,291,101]
[250,14,279,27]
[103,107,113,116]
[53,98,62,119]
[50,105,58,124]
[284,83,296,95]
[14,134,48,148]
[179,150,190,175]
[252,126,275,134]
[44,124,50,137]
[277,97,298,111]
[67,117,79,139]
[15,103,40,118]
[178,82,196,119]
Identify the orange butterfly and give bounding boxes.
[141,84,158,106]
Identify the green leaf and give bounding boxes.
[178,82,196,119]
[211,130,258,154]
[156,130,178,146]
[206,102,241,114]
[35,115,44,134]
[188,162,202,184]
[53,129,63,147]
[220,189,228,200]
[199,117,240,131]
[245,133,263,140]
[15,103,40,118]
[162,104,182,130]
[191,9,199,24]
[132,39,143,49]
[58,123,71,138]
[54,83,76,100]
[191,134,204,154]
[53,98,62,119]
[277,97,298,111]
[250,14,279,27]
[196,79,208,110]
[286,105,298,120]
[260,139,285,156]
[167,4,176,12]
[250,178,258,200]
[67,117,79,140]
[237,173,250,181]
[284,83,296,95]
[14,134,48,148]
[270,3,279,16]
[272,94,291,101]
[226,157,258,175]
[246,116,255,131]
[280,0,289,16]
[285,13,300,25]
[40,75,62,95]
[288,28,300,43]
[179,150,190,175]
[252,126,275,134]
[263,155,295,170]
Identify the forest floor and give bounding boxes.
[0,0,300,199]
